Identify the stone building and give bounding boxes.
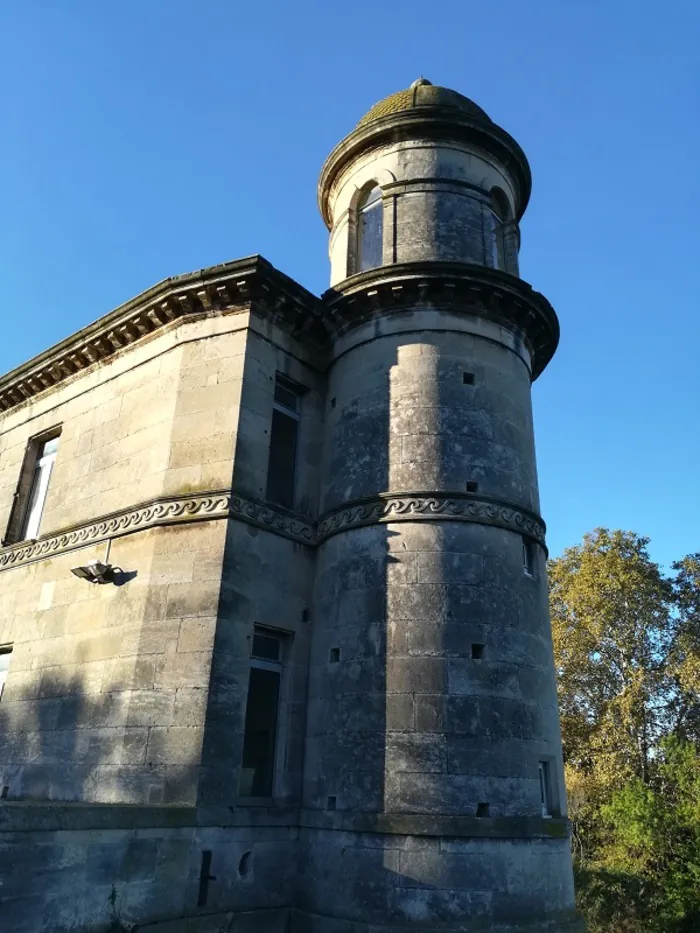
[0,80,582,932]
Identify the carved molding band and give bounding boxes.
[0,489,544,573]
[317,492,546,548]
[0,491,314,573]
[229,495,315,544]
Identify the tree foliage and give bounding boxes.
[548,531,700,933]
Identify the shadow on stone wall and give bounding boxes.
[0,668,199,805]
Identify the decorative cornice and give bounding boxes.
[0,490,314,572]
[0,488,544,573]
[323,262,558,379]
[317,491,546,549]
[0,256,326,416]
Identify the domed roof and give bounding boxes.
[357,78,491,128]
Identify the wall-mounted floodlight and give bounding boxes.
[70,560,116,585]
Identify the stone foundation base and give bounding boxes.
[138,908,586,933]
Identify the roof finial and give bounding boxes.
[410,77,432,89]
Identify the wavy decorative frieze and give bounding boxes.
[229,495,315,544]
[0,491,314,572]
[317,492,546,547]
[0,489,544,573]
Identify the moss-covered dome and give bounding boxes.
[357,78,491,128]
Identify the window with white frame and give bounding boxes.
[266,377,301,510]
[4,431,62,545]
[0,647,12,700]
[239,629,285,797]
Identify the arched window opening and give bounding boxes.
[489,187,511,271]
[357,185,383,272]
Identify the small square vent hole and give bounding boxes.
[476,802,490,818]
[466,481,479,493]
[329,647,341,663]
[463,372,475,385]
[471,644,485,660]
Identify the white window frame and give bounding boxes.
[0,646,13,701]
[20,435,59,540]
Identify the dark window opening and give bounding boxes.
[471,644,484,660]
[327,795,337,810]
[329,647,340,663]
[463,372,475,385]
[539,761,553,817]
[252,632,281,662]
[240,630,284,798]
[466,481,479,493]
[523,537,535,577]
[266,377,301,510]
[330,397,336,409]
[476,802,490,818]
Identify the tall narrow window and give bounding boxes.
[22,435,59,540]
[539,761,553,817]
[5,432,62,545]
[266,377,301,510]
[523,537,535,577]
[0,647,12,700]
[488,187,510,271]
[239,629,284,798]
[357,185,383,272]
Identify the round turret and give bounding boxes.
[319,78,531,286]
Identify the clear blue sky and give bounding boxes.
[1,2,698,568]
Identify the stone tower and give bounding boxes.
[304,79,583,931]
[0,78,582,933]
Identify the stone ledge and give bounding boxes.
[299,810,569,840]
[0,801,569,840]
[290,907,586,933]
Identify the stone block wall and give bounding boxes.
[326,140,520,284]
[0,806,298,933]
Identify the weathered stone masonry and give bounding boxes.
[0,80,583,932]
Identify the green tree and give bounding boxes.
[548,530,700,932]
[549,529,672,790]
[669,554,700,743]
[601,738,700,932]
